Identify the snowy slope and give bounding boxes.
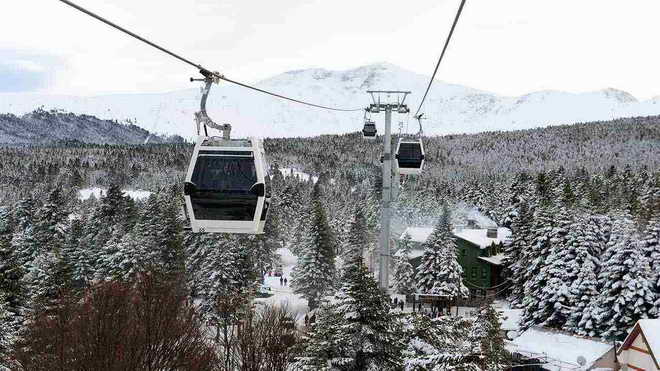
[2,63,660,138]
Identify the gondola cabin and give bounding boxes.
[395,138,425,175]
[184,136,270,234]
[362,121,377,140]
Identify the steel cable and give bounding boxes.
[59,0,363,112]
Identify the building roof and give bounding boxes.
[454,228,512,248]
[478,253,505,266]
[640,320,660,357]
[400,226,512,250]
[508,327,613,369]
[618,319,660,369]
[401,227,435,243]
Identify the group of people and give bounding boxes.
[392,296,405,311]
[279,276,288,286]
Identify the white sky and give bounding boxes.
[3,0,659,98]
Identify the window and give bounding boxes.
[482,269,488,279]
[190,156,258,221]
[471,267,478,278]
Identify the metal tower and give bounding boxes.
[366,90,410,291]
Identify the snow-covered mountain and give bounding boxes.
[2,62,659,138]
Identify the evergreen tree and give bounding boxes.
[566,258,599,335]
[296,255,402,370]
[292,183,336,309]
[33,188,67,253]
[184,233,246,320]
[342,206,369,272]
[393,233,416,296]
[400,313,478,371]
[81,184,134,275]
[520,200,556,329]
[560,214,607,334]
[416,203,469,299]
[0,291,14,371]
[591,214,657,339]
[468,303,511,370]
[537,206,574,329]
[505,200,533,308]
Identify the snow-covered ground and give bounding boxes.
[78,187,152,201]
[279,168,318,183]
[255,248,309,319]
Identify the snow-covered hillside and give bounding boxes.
[2,63,660,138]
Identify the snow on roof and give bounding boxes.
[508,327,613,368]
[400,227,434,243]
[454,227,512,249]
[400,226,512,249]
[499,309,522,331]
[639,319,660,355]
[408,249,424,260]
[478,253,505,266]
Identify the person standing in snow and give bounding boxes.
[280,277,284,286]
[284,277,288,286]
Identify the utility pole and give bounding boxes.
[366,90,410,291]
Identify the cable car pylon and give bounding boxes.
[365,90,410,291]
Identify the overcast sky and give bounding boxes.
[3,0,659,98]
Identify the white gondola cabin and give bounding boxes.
[395,138,425,175]
[184,136,270,234]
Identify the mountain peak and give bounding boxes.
[600,88,637,103]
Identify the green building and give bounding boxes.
[400,226,511,294]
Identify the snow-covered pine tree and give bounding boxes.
[292,183,336,309]
[81,184,134,275]
[393,232,416,296]
[20,249,71,311]
[566,258,599,335]
[400,313,478,370]
[468,303,511,370]
[520,199,556,329]
[591,213,657,339]
[538,205,574,329]
[505,199,533,308]
[641,218,660,311]
[184,233,245,321]
[560,214,606,334]
[0,291,14,371]
[638,177,660,310]
[63,215,88,287]
[342,206,369,272]
[32,188,67,254]
[155,187,185,273]
[415,202,469,299]
[296,254,402,370]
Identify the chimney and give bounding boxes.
[486,228,498,238]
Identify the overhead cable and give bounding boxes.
[58,0,362,112]
[414,0,467,118]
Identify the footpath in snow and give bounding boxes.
[256,247,309,317]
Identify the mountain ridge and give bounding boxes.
[0,108,184,145]
[1,63,659,138]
